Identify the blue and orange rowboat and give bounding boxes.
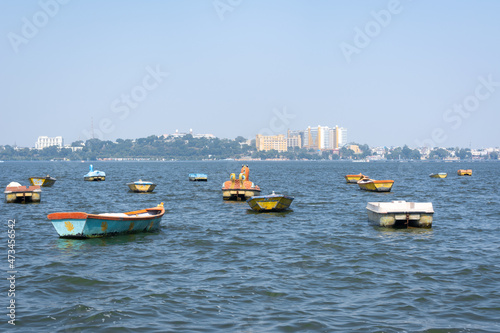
[47,203,165,238]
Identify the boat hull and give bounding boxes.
[4,184,41,203]
[5,191,41,203]
[366,201,434,228]
[247,195,294,212]
[222,188,261,201]
[457,169,472,176]
[189,174,208,181]
[127,183,156,192]
[48,205,165,238]
[345,174,365,183]
[358,180,394,192]
[84,176,105,181]
[367,210,433,228]
[429,173,447,178]
[29,177,56,187]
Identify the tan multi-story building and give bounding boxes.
[256,134,288,152]
[347,144,361,154]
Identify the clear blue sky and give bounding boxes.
[1,0,499,148]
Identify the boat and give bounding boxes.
[29,175,56,187]
[247,192,294,212]
[429,173,447,179]
[222,165,261,201]
[47,203,165,238]
[189,173,208,181]
[84,164,106,181]
[345,173,366,183]
[457,169,472,176]
[357,177,394,192]
[366,200,434,228]
[127,180,157,192]
[4,182,41,203]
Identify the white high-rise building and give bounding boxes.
[304,125,347,150]
[337,126,347,147]
[318,126,330,149]
[35,136,64,149]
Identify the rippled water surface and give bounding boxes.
[1,161,499,332]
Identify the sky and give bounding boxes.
[1,0,499,149]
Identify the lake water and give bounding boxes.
[1,161,499,332]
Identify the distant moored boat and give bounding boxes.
[222,165,261,201]
[84,165,106,181]
[189,173,208,181]
[127,180,157,192]
[345,173,366,183]
[357,177,394,192]
[457,169,472,176]
[366,201,434,228]
[4,182,41,203]
[29,175,56,187]
[429,173,447,179]
[247,192,294,212]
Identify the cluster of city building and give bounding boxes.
[161,129,215,140]
[19,132,499,160]
[256,125,348,152]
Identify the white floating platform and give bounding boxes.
[366,200,434,228]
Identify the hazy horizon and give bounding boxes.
[1,0,499,149]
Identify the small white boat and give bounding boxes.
[366,200,434,228]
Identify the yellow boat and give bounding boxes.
[247,192,294,212]
[29,175,56,187]
[222,165,261,201]
[357,177,394,192]
[429,173,447,179]
[127,180,157,192]
[457,169,472,176]
[345,173,366,183]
